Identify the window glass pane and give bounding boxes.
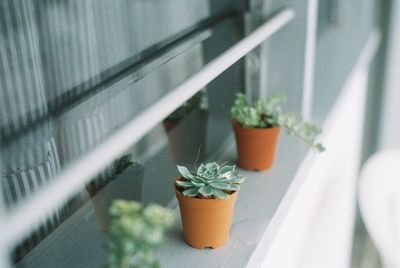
[0,0,214,208]
[313,0,376,121]
[247,0,309,113]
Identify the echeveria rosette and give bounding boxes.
[176,162,246,200]
[231,93,325,152]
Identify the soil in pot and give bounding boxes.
[174,180,238,249]
[233,121,280,171]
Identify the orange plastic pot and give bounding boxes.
[232,120,281,171]
[174,179,238,249]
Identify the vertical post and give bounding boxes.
[0,164,11,268]
[244,0,269,102]
[379,0,400,149]
[258,41,269,100]
[244,14,259,103]
[302,0,319,121]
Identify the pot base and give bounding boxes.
[185,241,226,249]
[175,180,237,250]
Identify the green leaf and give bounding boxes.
[219,165,235,176]
[205,162,219,172]
[175,180,193,188]
[182,188,199,197]
[191,181,205,187]
[228,176,246,184]
[209,182,231,190]
[198,185,213,197]
[315,143,326,152]
[197,164,207,174]
[212,188,230,200]
[177,165,193,179]
[229,184,240,191]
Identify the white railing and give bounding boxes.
[301,0,319,121]
[0,8,295,255]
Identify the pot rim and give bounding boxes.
[174,177,238,202]
[231,119,281,131]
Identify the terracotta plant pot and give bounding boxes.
[174,179,238,249]
[232,120,281,171]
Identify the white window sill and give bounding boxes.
[17,132,310,268]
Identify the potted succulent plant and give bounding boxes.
[231,93,325,171]
[174,162,246,249]
[107,200,175,268]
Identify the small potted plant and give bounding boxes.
[174,162,246,249]
[107,200,175,268]
[231,93,325,171]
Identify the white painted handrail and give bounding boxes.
[1,8,295,250]
[359,150,400,268]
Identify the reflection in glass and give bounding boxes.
[163,91,209,165]
[87,158,144,231]
[317,0,340,38]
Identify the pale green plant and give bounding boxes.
[231,93,325,152]
[107,200,175,268]
[176,162,246,200]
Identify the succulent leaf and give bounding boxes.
[209,182,233,191]
[205,162,218,171]
[198,185,213,197]
[175,180,194,188]
[198,164,207,174]
[183,188,199,197]
[177,165,194,179]
[220,165,235,176]
[210,182,238,191]
[191,181,205,187]
[176,162,246,200]
[212,188,230,199]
